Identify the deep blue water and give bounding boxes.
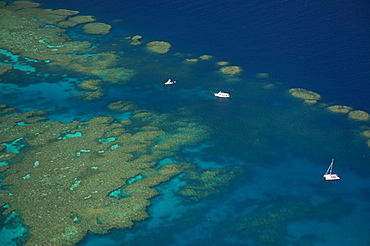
[37,0,370,111]
[1,0,370,246]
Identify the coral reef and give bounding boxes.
[0,65,12,75]
[327,105,353,114]
[185,58,198,63]
[72,79,106,101]
[128,35,143,45]
[348,110,370,121]
[262,83,275,89]
[131,35,143,40]
[82,22,112,34]
[234,199,351,246]
[178,164,242,201]
[0,1,134,85]
[360,129,370,149]
[216,61,229,66]
[107,101,139,112]
[51,53,136,84]
[288,88,321,104]
[145,41,171,54]
[199,55,213,60]
[219,65,242,75]
[76,79,103,91]
[0,104,209,246]
[361,130,370,138]
[256,73,270,79]
[57,15,96,28]
[70,90,105,101]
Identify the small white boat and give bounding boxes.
[164,79,176,85]
[323,159,340,181]
[214,91,230,98]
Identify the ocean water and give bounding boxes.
[0,0,369,246]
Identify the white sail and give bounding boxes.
[324,159,334,175]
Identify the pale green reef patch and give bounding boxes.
[0,104,211,246]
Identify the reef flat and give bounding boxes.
[0,105,209,245]
[0,0,135,84]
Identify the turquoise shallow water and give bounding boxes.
[1,0,370,246]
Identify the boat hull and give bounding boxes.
[323,174,340,180]
[214,93,230,98]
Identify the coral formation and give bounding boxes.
[107,101,139,112]
[57,15,96,28]
[70,90,105,101]
[256,73,270,79]
[128,35,143,45]
[288,88,321,104]
[131,35,143,40]
[199,55,213,60]
[0,1,134,85]
[185,58,198,63]
[72,78,107,101]
[361,130,370,149]
[219,65,242,75]
[76,79,103,91]
[262,83,275,89]
[0,105,209,246]
[145,41,171,54]
[0,64,12,75]
[361,130,370,138]
[51,53,136,84]
[178,164,242,201]
[327,105,353,114]
[348,110,370,121]
[216,61,229,66]
[82,22,112,34]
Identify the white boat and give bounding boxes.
[323,159,340,180]
[164,79,176,85]
[214,91,230,98]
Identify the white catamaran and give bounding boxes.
[323,159,340,181]
[164,79,176,85]
[214,91,230,98]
